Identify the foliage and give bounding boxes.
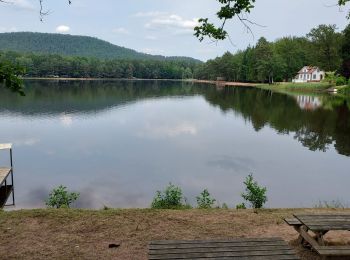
[195,0,350,41]
[307,24,342,72]
[196,189,216,209]
[241,174,267,209]
[221,203,229,209]
[0,50,197,80]
[194,0,256,41]
[151,183,189,209]
[0,32,200,63]
[195,24,345,83]
[314,200,347,209]
[324,72,348,86]
[236,203,246,209]
[46,185,80,209]
[0,58,25,95]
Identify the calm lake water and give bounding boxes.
[0,80,349,209]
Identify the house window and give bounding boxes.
[300,75,302,79]
[313,74,316,79]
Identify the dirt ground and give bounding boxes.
[0,208,350,259]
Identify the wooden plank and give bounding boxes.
[150,256,300,260]
[284,218,302,226]
[0,143,12,150]
[306,225,350,231]
[150,245,292,255]
[150,238,283,245]
[0,167,11,186]
[297,226,320,249]
[149,250,298,259]
[150,241,287,250]
[315,246,350,256]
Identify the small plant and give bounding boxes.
[241,174,267,209]
[196,189,216,209]
[236,203,246,209]
[221,203,229,209]
[46,185,79,208]
[151,183,188,209]
[314,200,347,209]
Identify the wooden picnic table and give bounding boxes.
[293,214,350,258]
[149,237,300,259]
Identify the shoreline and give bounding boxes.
[1,208,349,259]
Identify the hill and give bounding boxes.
[0,32,200,62]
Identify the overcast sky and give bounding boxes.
[0,0,348,61]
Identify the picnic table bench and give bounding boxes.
[285,214,350,258]
[149,237,300,259]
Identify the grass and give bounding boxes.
[257,82,332,93]
[1,208,350,259]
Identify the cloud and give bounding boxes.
[142,48,165,55]
[8,0,35,11]
[145,14,199,34]
[0,27,18,33]
[112,27,130,35]
[12,137,40,147]
[133,11,167,18]
[60,114,73,127]
[56,25,70,33]
[137,122,198,138]
[145,35,157,40]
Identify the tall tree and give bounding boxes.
[307,24,342,71]
[341,23,350,78]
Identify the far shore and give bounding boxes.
[23,77,347,94]
[1,208,349,259]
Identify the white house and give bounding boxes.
[292,66,325,83]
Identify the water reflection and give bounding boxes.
[0,80,349,208]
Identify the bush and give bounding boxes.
[151,183,188,209]
[196,189,216,209]
[46,185,79,208]
[236,203,246,209]
[336,76,347,86]
[241,174,267,209]
[221,203,229,209]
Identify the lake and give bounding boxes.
[0,80,349,209]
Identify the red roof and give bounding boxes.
[298,66,319,74]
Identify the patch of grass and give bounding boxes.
[258,82,331,92]
[0,208,349,259]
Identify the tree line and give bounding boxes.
[195,24,350,83]
[0,51,196,79]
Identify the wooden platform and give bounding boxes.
[149,237,300,259]
[0,167,11,186]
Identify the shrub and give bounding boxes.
[221,203,229,209]
[151,183,188,209]
[196,189,216,209]
[336,76,347,86]
[236,203,246,209]
[241,174,267,209]
[46,185,79,208]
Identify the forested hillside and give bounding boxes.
[0,32,200,62]
[0,51,197,79]
[195,24,350,83]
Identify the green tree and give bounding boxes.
[0,58,25,95]
[307,24,342,71]
[341,23,350,78]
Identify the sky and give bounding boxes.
[0,0,348,61]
